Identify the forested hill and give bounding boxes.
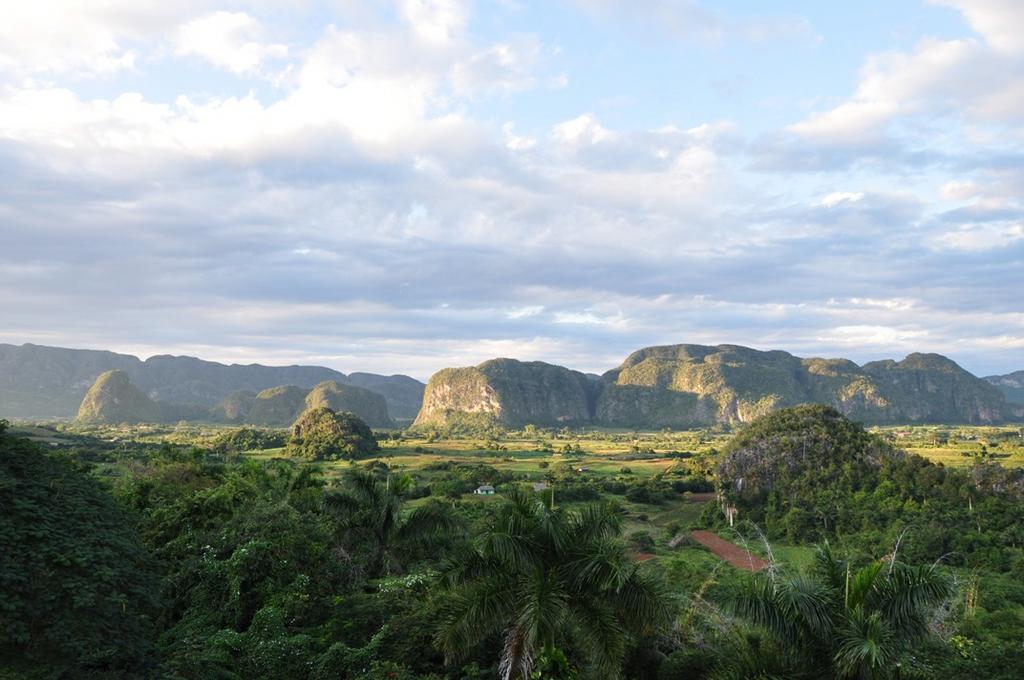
[417,345,1024,429]
[0,343,424,420]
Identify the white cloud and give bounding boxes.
[932,222,1024,251]
[2,0,1024,379]
[0,1,209,75]
[932,0,1024,55]
[502,122,536,150]
[815,192,865,208]
[398,0,469,46]
[575,0,816,44]
[451,34,544,96]
[174,11,287,75]
[551,113,614,146]
[788,38,983,142]
[818,325,930,347]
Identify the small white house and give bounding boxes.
[474,485,496,495]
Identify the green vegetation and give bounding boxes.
[76,369,162,424]
[716,405,1024,571]
[3,405,1024,678]
[0,419,158,677]
[209,426,288,453]
[287,407,379,460]
[329,469,458,577]
[415,358,596,429]
[436,489,669,678]
[420,344,1021,430]
[727,544,952,678]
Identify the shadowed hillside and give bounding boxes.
[986,370,1024,406]
[0,343,423,421]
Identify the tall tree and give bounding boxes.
[328,468,461,578]
[435,488,669,679]
[723,543,952,679]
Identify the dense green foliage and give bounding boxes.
[0,420,158,678]
[436,488,670,679]
[726,544,952,678]
[328,469,461,577]
[288,407,380,460]
[716,405,1024,571]
[5,406,1024,679]
[209,426,287,453]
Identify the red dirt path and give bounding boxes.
[690,530,767,572]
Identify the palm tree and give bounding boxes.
[327,468,460,577]
[722,543,952,679]
[435,488,669,679]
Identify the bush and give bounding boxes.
[626,485,656,504]
[629,530,655,552]
[658,648,713,679]
[211,427,287,453]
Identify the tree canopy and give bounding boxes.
[0,421,159,677]
[288,407,379,460]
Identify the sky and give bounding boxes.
[1,0,1023,380]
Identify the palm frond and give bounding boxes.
[847,561,883,610]
[569,597,627,678]
[434,574,518,664]
[609,568,672,634]
[833,608,895,678]
[811,542,845,594]
[778,573,834,643]
[875,562,952,639]
[396,500,463,543]
[727,576,803,648]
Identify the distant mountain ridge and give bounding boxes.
[986,370,1024,406]
[4,341,1021,428]
[75,372,394,428]
[0,343,424,421]
[416,344,1023,428]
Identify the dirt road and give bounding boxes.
[690,530,767,572]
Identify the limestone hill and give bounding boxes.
[74,374,396,427]
[986,370,1024,406]
[245,386,309,426]
[75,371,162,424]
[303,381,394,428]
[598,345,1012,427]
[0,342,424,421]
[414,358,598,429]
[416,344,1019,428]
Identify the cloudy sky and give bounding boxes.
[1,0,1023,379]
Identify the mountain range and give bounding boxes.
[0,343,424,421]
[415,344,1024,429]
[75,371,395,428]
[2,341,1022,428]
[984,370,1024,407]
